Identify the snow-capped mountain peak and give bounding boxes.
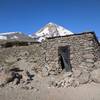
[35,22,74,42]
[0,23,74,42]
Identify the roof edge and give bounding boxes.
[46,31,100,46]
[47,31,94,39]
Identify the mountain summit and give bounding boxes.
[34,22,74,42]
[0,23,74,42]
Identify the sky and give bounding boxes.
[0,0,100,38]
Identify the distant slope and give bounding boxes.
[0,32,35,42]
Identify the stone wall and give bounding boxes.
[43,32,100,74]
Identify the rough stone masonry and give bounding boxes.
[0,32,100,76]
[42,32,100,75]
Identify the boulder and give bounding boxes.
[94,61,100,68]
[86,59,94,63]
[72,69,82,78]
[91,68,100,83]
[0,70,16,86]
[72,80,79,87]
[77,71,90,84]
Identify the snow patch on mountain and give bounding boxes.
[28,34,34,38]
[0,32,31,41]
[0,32,20,40]
[10,36,18,39]
[37,37,45,42]
[0,36,7,40]
[0,32,21,36]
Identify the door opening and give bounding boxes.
[58,46,72,72]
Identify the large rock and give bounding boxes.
[0,70,16,86]
[72,69,82,78]
[77,71,90,84]
[94,61,100,68]
[91,68,100,83]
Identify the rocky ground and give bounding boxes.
[0,68,100,100]
[0,46,100,100]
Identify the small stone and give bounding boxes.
[21,86,29,90]
[83,54,94,59]
[49,71,57,75]
[42,67,49,76]
[86,63,94,68]
[86,59,94,63]
[13,78,20,85]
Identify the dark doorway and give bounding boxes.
[58,46,72,72]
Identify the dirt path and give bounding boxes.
[0,83,100,100]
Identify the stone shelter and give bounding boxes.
[0,32,100,75]
[41,32,100,74]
